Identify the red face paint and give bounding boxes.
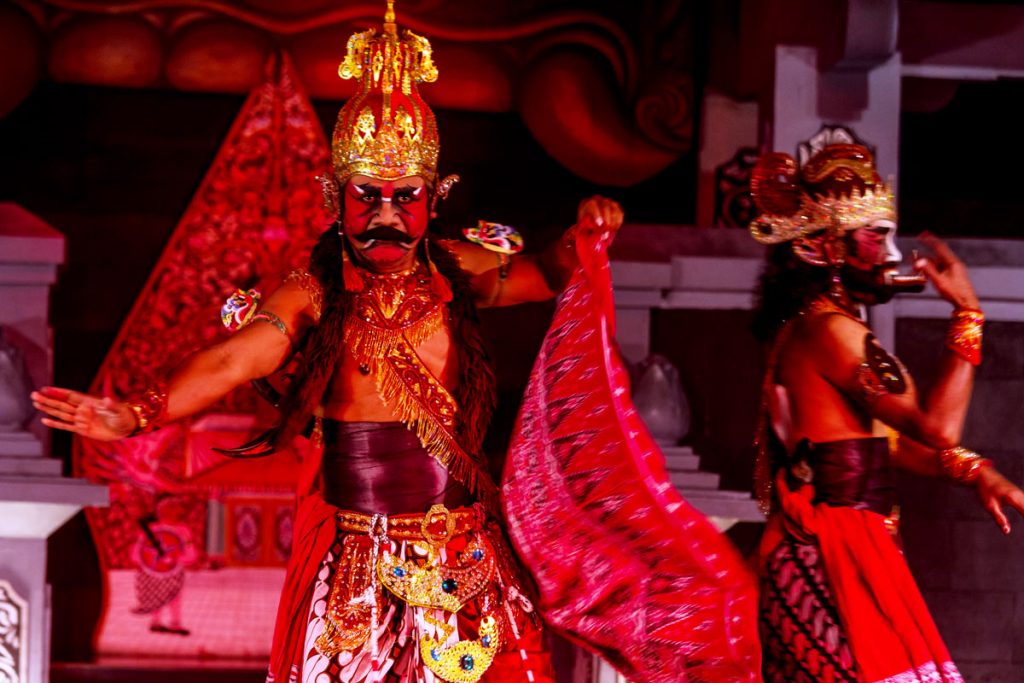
[342,175,429,271]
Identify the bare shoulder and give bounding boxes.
[263,271,322,322]
[781,311,874,381]
[802,311,869,352]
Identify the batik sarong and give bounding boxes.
[759,438,964,683]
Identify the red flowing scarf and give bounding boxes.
[502,232,762,682]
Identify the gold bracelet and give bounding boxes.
[126,384,168,436]
[938,446,992,485]
[946,308,984,366]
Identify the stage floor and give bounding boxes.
[52,662,265,683]
[95,567,284,660]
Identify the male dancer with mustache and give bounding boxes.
[31,3,623,681]
[748,127,1024,683]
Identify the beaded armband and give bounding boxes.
[946,308,984,366]
[463,220,524,256]
[939,446,992,485]
[461,223,520,307]
[126,384,168,437]
[221,288,260,331]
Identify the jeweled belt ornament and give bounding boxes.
[315,505,508,683]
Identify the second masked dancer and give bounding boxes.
[748,127,1024,683]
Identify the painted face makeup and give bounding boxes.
[342,175,430,271]
[848,220,902,269]
[844,220,924,302]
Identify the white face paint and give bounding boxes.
[874,219,902,265]
[849,220,902,270]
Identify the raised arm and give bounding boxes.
[450,195,623,308]
[813,313,964,449]
[31,279,316,441]
[817,235,981,449]
[817,233,1024,532]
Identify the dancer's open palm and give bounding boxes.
[975,466,1024,535]
[31,386,135,441]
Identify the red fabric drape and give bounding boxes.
[502,232,762,682]
[761,474,963,683]
[266,431,329,679]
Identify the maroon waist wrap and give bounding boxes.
[798,437,895,516]
[319,420,473,515]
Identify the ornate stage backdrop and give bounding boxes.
[73,55,331,658]
[0,0,695,187]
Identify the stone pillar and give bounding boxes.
[771,44,902,177]
[0,203,108,683]
[770,12,903,347]
[696,92,760,227]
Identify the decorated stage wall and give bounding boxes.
[73,55,331,658]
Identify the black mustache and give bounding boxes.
[351,225,415,244]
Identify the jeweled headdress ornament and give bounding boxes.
[331,0,440,184]
[748,126,896,244]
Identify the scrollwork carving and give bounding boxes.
[634,72,694,153]
[0,580,27,683]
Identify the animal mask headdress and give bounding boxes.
[748,126,896,264]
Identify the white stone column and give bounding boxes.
[0,203,108,683]
[772,44,902,177]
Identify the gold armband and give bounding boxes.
[855,334,908,403]
[248,310,289,337]
[484,252,511,307]
[938,446,992,485]
[946,308,984,366]
[126,384,168,436]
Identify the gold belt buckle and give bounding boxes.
[421,504,457,548]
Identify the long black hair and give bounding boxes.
[750,241,831,342]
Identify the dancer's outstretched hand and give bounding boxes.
[975,465,1024,535]
[31,386,135,441]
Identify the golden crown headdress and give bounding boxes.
[748,128,896,245]
[331,0,440,184]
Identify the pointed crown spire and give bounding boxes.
[331,0,440,184]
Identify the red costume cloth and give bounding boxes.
[265,494,552,683]
[502,233,762,682]
[759,438,964,683]
[266,423,551,683]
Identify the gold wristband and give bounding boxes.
[938,446,992,485]
[126,384,168,436]
[946,308,984,366]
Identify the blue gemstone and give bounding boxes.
[460,654,475,671]
[472,549,484,561]
[431,648,440,661]
[441,578,458,593]
[481,635,492,648]
[392,567,406,577]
